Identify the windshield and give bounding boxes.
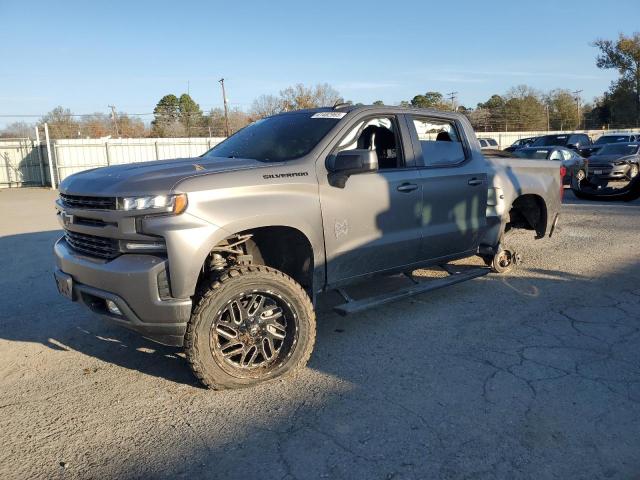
[514,148,551,160]
[202,112,343,162]
[594,135,630,145]
[598,144,640,156]
[532,135,569,147]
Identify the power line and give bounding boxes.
[446,91,458,111]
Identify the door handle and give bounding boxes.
[467,178,483,186]
[397,183,418,193]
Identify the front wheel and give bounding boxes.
[629,163,639,179]
[185,266,316,389]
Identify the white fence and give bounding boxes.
[0,139,52,187]
[52,137,225,185]
[3,128,640,189]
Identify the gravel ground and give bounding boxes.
[1,188,639,480]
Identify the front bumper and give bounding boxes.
[54,238,192,346]
[588,164,631,181]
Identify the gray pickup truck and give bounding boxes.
[54,105,562,389]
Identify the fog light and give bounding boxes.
[105,300,122,316]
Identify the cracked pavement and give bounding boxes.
[0,188,639,479]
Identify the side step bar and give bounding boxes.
[333,267,490,316]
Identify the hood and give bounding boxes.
[59,156,272,196]
[588,154,637,166]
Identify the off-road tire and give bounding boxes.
[185,266,316,390]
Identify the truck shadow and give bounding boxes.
[0,229,199,386]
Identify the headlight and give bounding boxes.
[117,193,187,214]
[613,161,626,166]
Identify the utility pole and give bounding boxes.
[572,89,583,129]
[108,105,120,136]
[218,78,231,137]
[446,91,458,111]
[545,104,550,132]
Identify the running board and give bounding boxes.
[333,267,490,316]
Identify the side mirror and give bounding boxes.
[327,149,378,187]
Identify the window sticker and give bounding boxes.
[311,112,347,119]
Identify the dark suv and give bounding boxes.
[531,133,592,151]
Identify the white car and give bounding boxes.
[478,138,499,150]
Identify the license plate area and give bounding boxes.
[54,270,74,300]
[594,169,603,175]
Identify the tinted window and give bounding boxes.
[598,144,640,156]
[411,116,466,166]
[594,135,630,145]
[532,135,569,147]
[203,112,341,162]
[486,138,498,146]
[514,148,552,160]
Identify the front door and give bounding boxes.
[316,115,423,285]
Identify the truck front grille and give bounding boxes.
[64,230,120,260]
[60,193,116,210]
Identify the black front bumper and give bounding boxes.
[54,238,192,346]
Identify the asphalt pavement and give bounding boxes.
[1,188,639,479]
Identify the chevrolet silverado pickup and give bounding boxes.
[54,105,562,389]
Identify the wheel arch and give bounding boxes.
[507,193,548,239]
[192,222,322,300]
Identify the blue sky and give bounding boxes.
[0,0,637,126]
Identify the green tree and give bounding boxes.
[410,91,447,109]
[372,100,384,106]
[152,94,180,136]
[546,89,579,130]
[178,93,202,137]
[504,85,546,131]
[477,94,506,130]
[593,32,640,125]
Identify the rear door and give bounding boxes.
[406,114,488,261]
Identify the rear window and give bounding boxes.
[532,135,569,147]
[514,149,551,160]
[594,135,630,145]
[202,112,342,162]
[598,144,640,156]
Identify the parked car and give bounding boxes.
[503,136,538,153]
[513,146,588,185]
[478,137,499,150]
[586,143,640,183]
[579,133,640,158]
[53,106,562,389]
[530,133,592,152]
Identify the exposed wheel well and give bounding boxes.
[507,194,547,239]
[198,226,315,295]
